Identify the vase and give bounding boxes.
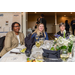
[60,49,69,62]
[61,49,68,54]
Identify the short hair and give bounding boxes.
[59,23,65,27]
[41,14,44,17]
[11,22,20,30]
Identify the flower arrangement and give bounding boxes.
[51,30,75,53]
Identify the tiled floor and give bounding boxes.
[48,33,55,40]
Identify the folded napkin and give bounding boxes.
[42,49,60,58]
[10,48,20,53]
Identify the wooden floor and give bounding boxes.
[48,33,55,40]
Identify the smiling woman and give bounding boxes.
[12,22,20,35]
[0,22,25,57]
[31,23,49,41]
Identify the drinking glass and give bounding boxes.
[46,42,51,50]
[35,41,41,48]
[39,37,45,45]
[35,35,39,41]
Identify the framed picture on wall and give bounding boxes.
[5,21,8,25]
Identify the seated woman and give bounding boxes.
[0,22,25,57]
[31,23,48,41]
[57,23,70,37]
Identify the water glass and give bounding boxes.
[46,42,51,50]
[35,35,39,41]
[39,37,45,45]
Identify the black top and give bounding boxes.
[57,31,70,37]
[36,21,40,24]
[35,21,40,29]
[40,18,47,31]
[71,20,75,27]
[65,23,70,29]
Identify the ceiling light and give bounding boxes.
[64,15,66,16]
[71,12,72,14]
[35,12,37,13]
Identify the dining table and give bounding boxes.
[0,40,75,62]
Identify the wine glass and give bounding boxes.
[35,41,41,48]
[35,35,39,41]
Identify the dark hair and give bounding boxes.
[41,14,44,17]
[65,20,68,23]
[12,22,20,30]
[59,23,65,27]
[37,17,40,21]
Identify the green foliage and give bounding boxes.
[50,47,55,51]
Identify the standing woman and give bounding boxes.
[31,23,48,41]
[0,22,25,57]
[35,17,40,29]
[65,20,70,32]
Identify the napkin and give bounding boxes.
[10,48,20,53]
[42,49,60,58]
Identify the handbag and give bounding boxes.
[25,34,35,56]
[42,49,60,58]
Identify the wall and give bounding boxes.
[57,16,73,24]
[57,16,74,33]
[28,14,55,33]
[28,14,75,34]
[0,12,21,32]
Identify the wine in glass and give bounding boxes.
[35,41,41,48]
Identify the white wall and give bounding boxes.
[0,12,22,32]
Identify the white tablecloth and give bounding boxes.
[0,40,75,62]
[0,45,27,62]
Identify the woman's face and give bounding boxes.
[13,23,20,33]
[60,25,65,31]
[39,24,44,32]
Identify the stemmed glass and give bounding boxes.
[35,35,39,41]
[39,37,45,45]
[35,35,41,48]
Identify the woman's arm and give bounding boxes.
[31,33,36,39]
[45,32,49,40]
[4,32,13,52]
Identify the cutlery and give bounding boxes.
[10,51,21,54]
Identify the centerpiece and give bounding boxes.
[51,30,75,61]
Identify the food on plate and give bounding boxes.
[27,58,43,62]
[20,48,27,53]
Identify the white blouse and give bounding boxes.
[16,35,21,47]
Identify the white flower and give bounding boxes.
[55,36,70,47]
[69,35,75,41]
[63,30,66,34]
[55,38,58,41]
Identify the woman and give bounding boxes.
[35,17,40,29]
[57,23,70,37]
[0,22,25,57]
[65,20,70,32]
[31,23,48,41]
